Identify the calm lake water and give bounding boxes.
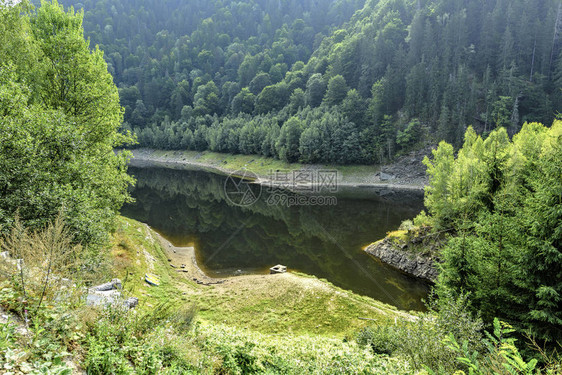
[122,166,430,310]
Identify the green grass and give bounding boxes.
[110,216,413,337]
[139,149,381,183]
[3,216,549,374]
[0,216,413,374]
[386,230,409,243]
[191,323,414,374]
[110,218,190,306]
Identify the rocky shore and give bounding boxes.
[365,238,439,283]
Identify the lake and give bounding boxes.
[122,166,430,311]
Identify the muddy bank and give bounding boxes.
[365,238,438,283]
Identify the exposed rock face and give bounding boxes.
[125,297,139,308]
[379,172,395,181]
[365,239,438,282]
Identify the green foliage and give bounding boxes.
[0,214,416,374]
[356,293,484,373]
[423,140,455,228]
[305,72,327,107]
[0,215,90,321]
[231,87,255,114]
[254,83,290,114]
[323,74,348,106]
[248,72,271,95]
[356,325,399,355]
[84,306,196,375]
[32,0,122,144]
[276,116,303,162]
[341,88,366,128]
[0,0,134,246]
[437,319,551,375]
[491,96,514,129]
[193,81,220,116]
[397,118,423,149]
[0,287,81,374]
[202,323,413,375]
[424,121,562,342]
[54,0,560,164]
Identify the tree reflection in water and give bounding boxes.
[122,166,430,311]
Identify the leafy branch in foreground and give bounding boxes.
[438,319,552,375]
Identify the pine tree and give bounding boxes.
[521,120,562,341]
[275,116,303,162]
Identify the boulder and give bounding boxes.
[87,278,137,309]
[89,278,122,292]
[365,239,438,282]
[380,172,395,181]
[125,297,139,309]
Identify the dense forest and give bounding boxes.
[418,120,562,343]
[62,0,562,164]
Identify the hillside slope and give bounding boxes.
[65,0,561,165]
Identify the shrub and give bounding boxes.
[0,215,88,319]
[399,219,415,231]
[433,319,552,375]
[357,293,483,373]
[84,304,198,375]
[356,325,399,355]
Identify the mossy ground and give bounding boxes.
[110,216,415,337]
[373,224,444,257]
[385,230,409,243]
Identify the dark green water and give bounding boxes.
[122,166,430,311]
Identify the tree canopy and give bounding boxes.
[59,0,560,164]
[421,120,562,342]
[0,0,134,246]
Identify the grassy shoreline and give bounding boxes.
[0,216,416,374]
[127,148,426,192]
[111,216,417,337]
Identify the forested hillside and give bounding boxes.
[66,0,562,164]
[3,2,562,373]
